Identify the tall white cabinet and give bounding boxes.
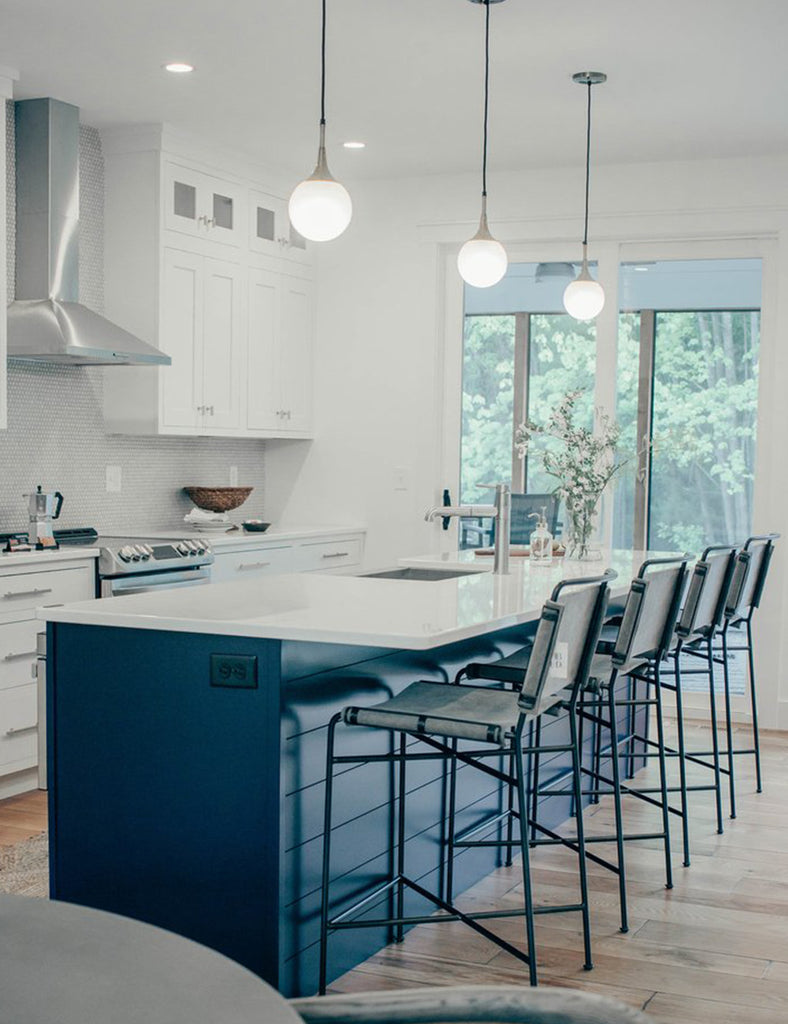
[102,128,314,439]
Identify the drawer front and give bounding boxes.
[296,538,363,573]
[0,618,40,692]
[0,564,95,616]
[211,544,295,583]
[0,683,38,773]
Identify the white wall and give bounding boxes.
[267,150,788,728]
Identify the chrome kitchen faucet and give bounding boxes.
[425,483,511,575]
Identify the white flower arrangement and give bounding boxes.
[515,391,629,559]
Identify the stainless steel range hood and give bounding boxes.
[7,98,170,366]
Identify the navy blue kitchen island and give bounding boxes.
[43,557,642,996]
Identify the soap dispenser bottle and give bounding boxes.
[529,507,553,565]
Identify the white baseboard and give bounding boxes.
[0,768,39,801]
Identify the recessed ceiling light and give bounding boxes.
[164,62,194,74]
[343,141,366,149]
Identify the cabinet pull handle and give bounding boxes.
[3,650,36,662]
[238,561,271,571]
[6,724,37,737]
[322,551,350,559]
[3,587,53,600]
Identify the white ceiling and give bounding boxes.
[3,0,788,183]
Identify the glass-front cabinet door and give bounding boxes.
[248,189,311,265]
[164,161,245,248]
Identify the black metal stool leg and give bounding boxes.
[653,665,673,889]
[720,627,737,819]
[592,692,603,804]
[446,737,459,903]
[569,702,593,970]
[746,619,764,793]
[513,726,538,986]
[530,716,542,842]
[705,639,725,835]
[605,672,628,933]
[626,674,637,780]
[319,713,342,995]
[395,730,407,942]
[673,650,691,867]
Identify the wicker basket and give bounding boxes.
[183,486,254,513]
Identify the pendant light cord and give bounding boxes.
[320,0,327,126]
[582,81,592,247]
[481,0,490,197]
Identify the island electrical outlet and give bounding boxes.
[210,654,258,688]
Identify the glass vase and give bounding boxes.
[564,495,603,561]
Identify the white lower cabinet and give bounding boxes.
[210,543,295,584]
[210,532,364,584]
[0,560,95,784]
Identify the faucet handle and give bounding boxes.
[476,482,510,492]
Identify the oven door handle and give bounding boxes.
[106,568,212,595]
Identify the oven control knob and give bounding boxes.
[176,542,189,556]
[195,544,206,555]
[136,545,150,561]
[118,548,132,563]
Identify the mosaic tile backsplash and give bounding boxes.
[2,101,266,534]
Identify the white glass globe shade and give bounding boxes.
[288,177,352,242]
[563,276,605,320]
[457,237,508,288]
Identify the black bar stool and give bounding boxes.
[318,571,614,993]
[653,544,737,861]
[578,556,689,932]
[717,533,779,814]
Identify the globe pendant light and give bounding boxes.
[288,0,352,242]
[458,0,508,289]
[563,71,607,321]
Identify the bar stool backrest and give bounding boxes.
[519,570,614,712]
[725,533,779,622]
[613,557,689,666]
[677,545,737,639]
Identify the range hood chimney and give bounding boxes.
[7,98,171,366]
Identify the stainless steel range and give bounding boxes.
[95,536,214,597]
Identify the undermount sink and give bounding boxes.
[358,567,486,582]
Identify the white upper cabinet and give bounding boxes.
[279,273,314,432]
[201,257,244,430]
[160,249,244,433]
[247,268,313,434]
[160,249,202,430]
[102,130,314,439]
[249,188,312,267]
[164,161,246,249]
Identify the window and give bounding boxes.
[459,262,597,542]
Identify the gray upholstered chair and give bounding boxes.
[318,571,615,993]
[292,984,653,1023]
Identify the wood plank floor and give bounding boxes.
[330,720,788,1023]
[2,721,788,1022]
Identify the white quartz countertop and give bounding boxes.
[0,547,99,569]
[39,548,648,650]
[121,525,366,548]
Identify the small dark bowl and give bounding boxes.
[242,520,271,533]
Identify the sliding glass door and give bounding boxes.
[616,259,762,551]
